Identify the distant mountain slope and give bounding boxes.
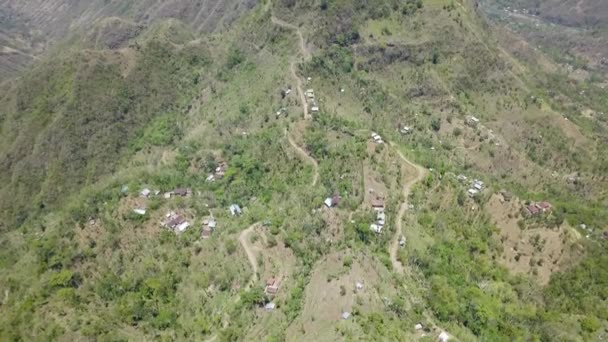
[0,21,210,228]
[0,0,256,80]
[487,0,608,28]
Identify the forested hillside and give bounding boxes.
[0,0,257,79]
[0,0,607,340]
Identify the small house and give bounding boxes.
[356,281,364,290]
[324,194,340,208]
[370,224,382,234]
[265,278,280,295]
[305,89,314,99]
[265,302,276,311]
[201,218,217,239]
[206,174,215,182]
[163,212,190,233]
[377,211,386,226]
[311,106,319,113]
[439,331,450,342]
[415,323,423,331]
[133,208,146,215]
[400,126,412,135]
[537,201,552,213]
[524,201,552,217]
[466,116,480,127]
[140,188,151,198]
[176,221,190,233]
[173,187,192,197]
[457,174,468,182]
[341,311,351,320]
[467,189,479,197]
[371,197,385,210]
[215,162,228,179]
[371,132,384,144]
[230,204,242,216]
[525,204,540,216]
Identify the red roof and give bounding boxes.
[265,278,279,294]
[167,215,185,228]
[332,194,341,207]
[266,285,279,294]
[527,205,540,215]
[537,202,552,210]
[371,197,385,208]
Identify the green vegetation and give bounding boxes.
[0,0,607,340]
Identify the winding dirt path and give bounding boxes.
[270,13,312,120]
[239,222,260,286]
[270,7,319,185]
[285,129,319,186]
[388,142,428,273]
[386,144,458,340]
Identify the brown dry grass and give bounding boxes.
[285,251,396,342]
[487,193,583,285]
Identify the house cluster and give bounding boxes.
[164,187,192,199]
[523,201,552,217]
[324,193,340,208]
[201,217,217,239]
[305,88,320,114]
[140,188,160,198]
[162,211,191,233]
[265,277,280,295]
[370,196,386,234]
[371,132,384,144]
[132,186,191,215]
[457,175,485,197]
[207,162,228,182]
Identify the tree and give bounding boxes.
[242,286,267,308]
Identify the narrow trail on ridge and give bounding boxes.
[285,129,319,186]
[270,14,312,120]
[270,6,319,185]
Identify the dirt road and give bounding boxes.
[388,142,428,274]
[270,14,312,119]
[239,222,260,286]
[285,129,319,186]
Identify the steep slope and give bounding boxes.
[0,0,607,341]
[0,20,210,228]
[0,0,257,80]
